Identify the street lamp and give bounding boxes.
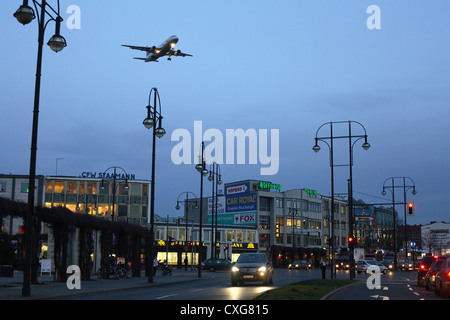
[208,162,222,258]
[175,192,199,270]
[143,87,165,283]
[196,142,208,278]
[99,166,130,222]
[13,0,67,297]
[313,120,370,280]
[381,177,417,269]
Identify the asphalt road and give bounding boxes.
[328,270,445,300]
[58,268,327,300]
[57,268,447,301]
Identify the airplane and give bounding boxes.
[122,35,193,62]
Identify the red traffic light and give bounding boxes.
[407,202,414,216]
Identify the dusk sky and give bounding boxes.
[1,1,449,226]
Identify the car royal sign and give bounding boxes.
[223,182,257,226]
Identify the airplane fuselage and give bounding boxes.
[146,35,179,62]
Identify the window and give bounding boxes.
[260,197,271,211]
[54,181,64,193]
[67,182,77,194]
[45,181,52,193]
[275,198,283,208]
[259,215,270,229]
[86,182,97,195]
[21,182,30,193]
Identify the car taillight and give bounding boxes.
[420,264,425,270]
[447,271,450,278]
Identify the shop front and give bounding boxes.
[154,239,207,268]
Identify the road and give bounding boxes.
[59,268,327,300]
[328,270,444,301]
[57,268,447,301]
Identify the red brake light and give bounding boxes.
[447,271,450,278]
[420,264,425,270]
[434,255,439,259]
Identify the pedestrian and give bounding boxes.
[320,254,327,279]
[153,257,159,276]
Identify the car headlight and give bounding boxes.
[258,266,267,272]
[232,266,240,272]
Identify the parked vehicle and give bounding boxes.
[202,258,233,272]
[435,257,450,298]
[231,253,273,286]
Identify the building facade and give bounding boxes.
[421,221,450,256]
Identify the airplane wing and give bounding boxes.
[169,49,193,57]
[122,44,156,53]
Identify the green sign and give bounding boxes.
[304,188,317,196]
[259,182,281,191]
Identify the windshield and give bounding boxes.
[237,254,266,263]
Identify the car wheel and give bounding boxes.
[435,282,440,295]
[442,283,450,299]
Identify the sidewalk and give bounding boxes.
[0,268,210,300]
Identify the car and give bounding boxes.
[289,260,312,270]
[356,260,387,274]
[231,253,273,286]
[425,257,445,290]
[356,260,371,274]
[380,260,394,271]
[398,260,414,271]
[335,260,350,270]
[418,255,439,286]
[435,257,450,298]
[201,258,233,272]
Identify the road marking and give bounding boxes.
[156,294,178,300]
[413,292,420,296]
[382,287,388,291]
[370,295,390,300]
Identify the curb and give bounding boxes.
[320,280,362,300]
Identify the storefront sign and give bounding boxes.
[259,182,281,191]
[304,188,317,196]
[80,171,136,180]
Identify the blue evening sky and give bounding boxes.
[1,1,449,225]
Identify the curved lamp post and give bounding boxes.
[381,177,417,269]
[175,192,199,270]
[99,166,130,222]
[195,142,208,277]
[14,0,67,297]
[313,120,370,279]
[143,88,166,283]
[208,163,222,258]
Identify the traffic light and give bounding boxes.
[407,202,414,216]
[348,236,355,247]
